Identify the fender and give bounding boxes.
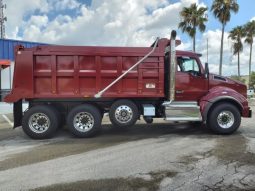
[199,86,250,121]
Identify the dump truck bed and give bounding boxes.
[5,39,170,102]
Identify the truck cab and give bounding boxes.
[163,48,251,135]
[175,51,208,101]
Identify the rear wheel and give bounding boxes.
[22,105,59,139]
[207,103,241,134]
[109,99,139,128]
[67,104,102,138]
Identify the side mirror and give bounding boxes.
[205,62,209,79]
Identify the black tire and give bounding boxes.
[207,103,241,135]
[143,116,153,124]
[67,104,102,138]
[22,105,59,139]
[109,99,139,128]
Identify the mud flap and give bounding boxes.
[13,100,23,128]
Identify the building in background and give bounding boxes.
[0,39,46,101]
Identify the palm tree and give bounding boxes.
[178,3,208,52]
[211,0,239,76]
[228,26,245,77]
[244,20,255,88]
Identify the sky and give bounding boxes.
[3,0,255,76]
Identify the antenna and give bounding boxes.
[0,0,7,39]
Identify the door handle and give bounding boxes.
[176,90,184,94]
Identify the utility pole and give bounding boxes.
[0,0,7,39]
[0,0,7,100]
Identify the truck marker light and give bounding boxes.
[17,51,21,55]
[146,83,156,89]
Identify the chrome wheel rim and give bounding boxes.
[28,113,50,133]
[217,111,235,129]
[73,112,94,132]
[115,105,133,124]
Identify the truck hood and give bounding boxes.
[209,74,247,98]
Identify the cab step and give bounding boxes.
[163,101,202,121]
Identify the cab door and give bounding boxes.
[175,56,208,101]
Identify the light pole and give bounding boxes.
[0,0,7,39]
[0,0,7,101]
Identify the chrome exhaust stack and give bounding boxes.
[163,30,202,122]
[169,30,177,102]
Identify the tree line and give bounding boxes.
[178,0,255,88]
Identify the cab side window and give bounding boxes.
[177,57,200,76]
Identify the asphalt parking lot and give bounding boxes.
[0,101,255,191]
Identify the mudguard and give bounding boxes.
[13,99,23,128]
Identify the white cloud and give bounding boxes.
[5,0,203,46]
[23,25,41,40]
[177,40,192,51]
[53,0,80,10]
[144,2,181,31]
[28,15,49,27]
[194,30,255,76]
[4,0,80,39]
[4,0,254,76]
[8,26,22,40]
[5,0,49,39]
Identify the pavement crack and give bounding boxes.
[172,180,186,190]
[234,164,238,174]
[213,176,225,187]
[239,174,252,187]
[193,170,203,183]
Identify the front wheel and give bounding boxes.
[207,103,241,135]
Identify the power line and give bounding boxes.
[0,0,7,39]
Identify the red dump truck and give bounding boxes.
[4,31,252,139]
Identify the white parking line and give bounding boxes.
[2,114,14,127]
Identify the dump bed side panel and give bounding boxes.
[5,40,168,102]
[34,53,165,98]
